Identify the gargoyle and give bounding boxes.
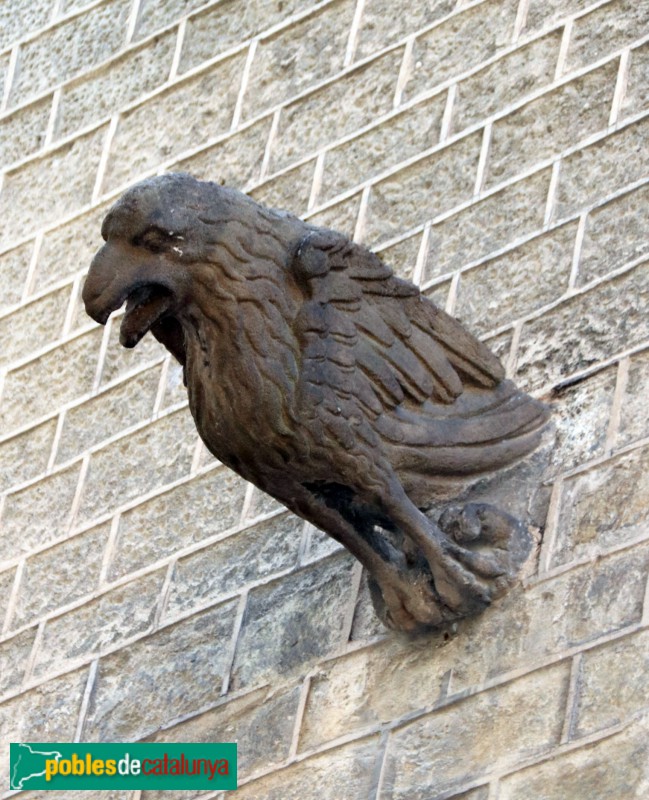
[83,173,550,632]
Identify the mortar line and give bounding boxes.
[259,108,281,180]
[445,271,461,316]
[152,560,176,628]
[487,778,501,800]
[74,659,99,742]
[642,564,649,626]
[560,653,583,743]
[344,0,367,67]
[551,425,649,481]
[439,84,456,142]
[92,114,119,204]
[220,591,248,697]
[308,151,326,211]
[505,320,523,379]
[50,0,64,21]
[43,88,61,148]
[538,478,564,574]
[190,437,205,475]
[341,561,364,643]
[513,0,529,41]
[393,36,414,108]
[609,47,630,128]
[126,0,143,44]
[297,521,314,566]
[238,482,257,524]
[19,232,44,302]
[60,272,82,338]
[288,673,313,759]
[152,356,171,416]
[22,620,45,684]
[91,317,112,393]
[412,223,431,286]
[473,122,492,196]
[604,356,629,453]
[369,730,391,800]
[543,159,561,228]
[1,45,18,113]
[554,19,573,81]
[46,409,67,473]
[66,454,91,536]
[230,39,258,131]
[0,560,23,637]
[168,19,186,81]
[353,186,371,243]
[567,212,587,289]
[98,513,122,586]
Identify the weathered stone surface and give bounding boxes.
[554,116,649,220]
[76,408,197,525]
[34,568,166,677]
[35,203,109,291]
[0,463,82,562]
[425,169,551,278]
[524,0,592,34]
[146,684,301,782]
[301,524,344,563]
[0,568,16,630]
[515,261,649,391]
[250,159,317,215]
[1,97,51,168]
[0,419,57,494]
[0,667,89,789]
[422,277,452,309]
[377,232,422,283]
[11,523,109,629]
[356,0,454,59]
[109,467,248,580]
[270,49,402,172]
[242,0,356,119]
[99,316,166,385]
[566,0,649,73]
[455,223,575,335]
[404,0,519,102]
[0,629,35,697]
[56,365,160,464]
[622,41,649,120]
[0,328,101,435]
[578,182,649,284]
[308,194,362,238]
[241,485,286,521]
[230,737,380,800]
[159,357,188,410]
[179,0,303,74]
[102,52,247,192]
[165,513,303,618]
[364,132,481,245]
[0,242,32,313]
[320,93,447,202]
[487,61,616,186]
[0,0,52,51]
[173,117,273,188]
[452,32,562,134]
[576,629,649,737]
[0,125,107,249]
[350,571,387,640]
[0,286,69,370]
[619,348,649,446]
[547,366,616,476]
[82,601,238,741]
[553,446,649,567]
[499,711,649,799]
[55,30,177,140]
[134,0,210,40]
[379,664,569,800]
[300,636,450,751]
[231,553,356,690]
[8,0,132,108]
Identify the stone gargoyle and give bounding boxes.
[83,173,551,632]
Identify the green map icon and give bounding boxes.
[10,743,63,790]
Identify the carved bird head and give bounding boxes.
[82,172,301,366]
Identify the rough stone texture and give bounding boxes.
[320,93,447,202]
[165,512,303,618]
[364,132,481,245]
[102,52,247,192]
[0,567,17,630]
[54,30,177,141]
[425,169,551,278]
[76,408,197,525]
[11,523,110,629]
[99,316,166,385]
[376,232,423,283]
[250,159,317,215]
[566,0,649,73]
[455,223,575,335]
[523,0,593,34]
[109,467,249,580]
[452,32,562,134]
[231,553,356,690]
[1,96,52,168]
[179,0,304,74]
[0,628,36,697]
[56,365,160,464]
[0,462,82,561]
[515,261,649,390]
[270,49,403,172]
[8,0,132,108]
[356,0,454,59]
[0,286,69,370]
[242,0,356,119]
[0,0,52,50]
[0,125,107,249]
[82,601,238,741]
[134,0,210,40]
[618,348,649,446]
[0,242,33,313]
[622,41,649,120]
[0,418,57,494]
[578,181,649,284]
[554,116,649,220]
[379,663,569,800]
[172,117,273,188]
[404,0,520,102]
[308,193,362,238]
[33,568,166,677]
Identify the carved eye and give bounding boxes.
[134,228,168,254]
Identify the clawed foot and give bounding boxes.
[368,504,533,632]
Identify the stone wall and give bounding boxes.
[1,0,648,797]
